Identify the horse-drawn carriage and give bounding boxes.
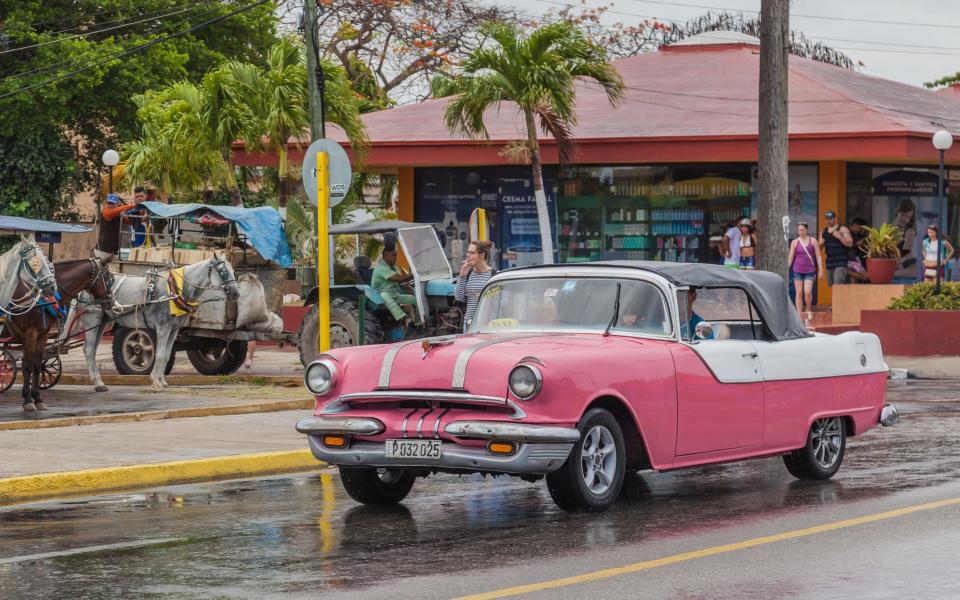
[105,201,295,377]
[0,216,95,402]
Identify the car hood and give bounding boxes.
[356,332,645,397]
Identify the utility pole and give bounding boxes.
[303,0,325,141]
[757,0,789,281]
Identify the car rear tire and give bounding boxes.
[338,466,415,506]
[783,416,846,480]
[546,408,626,512]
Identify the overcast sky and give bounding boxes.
[502,0,960,88]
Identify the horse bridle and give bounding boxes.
[1,244,57,316]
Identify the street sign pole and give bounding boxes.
[317,151,331,353]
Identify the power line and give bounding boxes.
[531,0,960,58]
[0,2,219,56]
[1,2,227,82]
[0,0,272,101]
[616,0,960,30]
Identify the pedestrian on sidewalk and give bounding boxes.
[819,211,854,286]
[737,218,757,269]
[922,225,954,283]
[720,221,741,268]
[787,222,824,322]
[244,341,257,370]
[456,240,497,331]
[846,217,870,283]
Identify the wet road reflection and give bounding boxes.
[1,381,958,599]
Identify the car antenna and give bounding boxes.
[603,282,621,337]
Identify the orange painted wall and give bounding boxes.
[817,161,846,305]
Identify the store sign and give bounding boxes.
[873,170,945,196]
[302,138,352,207]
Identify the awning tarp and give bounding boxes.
[0,216,91,234]
[136,202,292,267]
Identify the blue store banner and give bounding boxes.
[415,167,557,269]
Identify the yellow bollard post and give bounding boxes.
[316,151,331,353]
[477,207,487,241]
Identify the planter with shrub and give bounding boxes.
[860,282,960,355]
[859,223,902,285]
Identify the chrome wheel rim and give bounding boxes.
[124,330,154,372]
[580,425,617,495]
[811,417,843,469]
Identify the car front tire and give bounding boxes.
[546,408,626,512]
[338,466,416,506]
[783,416,846,480]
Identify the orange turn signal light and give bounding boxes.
[322,435,348,448]
[487,441,516,455]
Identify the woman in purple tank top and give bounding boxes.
[787,222,825,322]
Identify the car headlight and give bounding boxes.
[509,364,542,400]
[305,359,338,395]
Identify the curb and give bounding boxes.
[42,374,302,387]
[888,368,909,381]
[0,449,325,504]
[0,398,314,431]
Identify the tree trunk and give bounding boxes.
[223,158,243,207]
[757,0,789,280]
[523,110,555,265]
[304,0,325,141]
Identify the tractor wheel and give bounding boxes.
[298,298,383,365]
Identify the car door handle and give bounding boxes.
[742,352,759,359]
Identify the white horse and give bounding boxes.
[0,239,58,315]
[76,255,240,390]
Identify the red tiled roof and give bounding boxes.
[234,33,960,167]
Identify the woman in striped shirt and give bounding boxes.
[455,240,496,331]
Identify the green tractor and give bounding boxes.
[297,221,463,365]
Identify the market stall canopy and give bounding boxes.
[329,220,423,235]
[0,216,91,234]
[136,202,293,267]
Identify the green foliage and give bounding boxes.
[859,224,903,259]
[0,0,278,218]
[925,73,960,89]
[888,283,960,310]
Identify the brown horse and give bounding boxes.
[5,258,112,411]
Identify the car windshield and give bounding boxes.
[471,276,672,336]
[397,226,451,280]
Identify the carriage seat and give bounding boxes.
[354,256,373,286]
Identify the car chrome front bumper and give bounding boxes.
[297,416,580,475]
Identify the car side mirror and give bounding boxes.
[694,322,714,340]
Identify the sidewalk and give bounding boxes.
[59,343,304,377]
[0,410,323,503]
[886,356,960,380]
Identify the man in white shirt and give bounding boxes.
[721,223,741,268]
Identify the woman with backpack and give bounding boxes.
[455,240,496,331]
[787,222,825,323]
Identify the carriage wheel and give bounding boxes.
[38,355,62,390]
[0,349,17,394]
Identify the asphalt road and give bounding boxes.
[1,380,959,599]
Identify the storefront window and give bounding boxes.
[558,164,752,264]
[846,164,956,282]
[414,167,557,270]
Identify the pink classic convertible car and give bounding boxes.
[297,262,898,512]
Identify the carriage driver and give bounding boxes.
[371,246,417,328]
[94,192,138,263]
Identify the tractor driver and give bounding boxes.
[372,246,417,328]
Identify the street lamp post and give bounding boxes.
[102,149,120,196]
[932,130,953,294]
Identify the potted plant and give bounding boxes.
[859,223,902,284]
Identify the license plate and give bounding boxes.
[384,439,442,459]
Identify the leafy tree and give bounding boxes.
[123,37,368,212]
[437,21,624,264]
[0,0,278,219]
[925,73,960,89]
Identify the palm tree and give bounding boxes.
[437,21,624,264]
[232,37,369,215]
